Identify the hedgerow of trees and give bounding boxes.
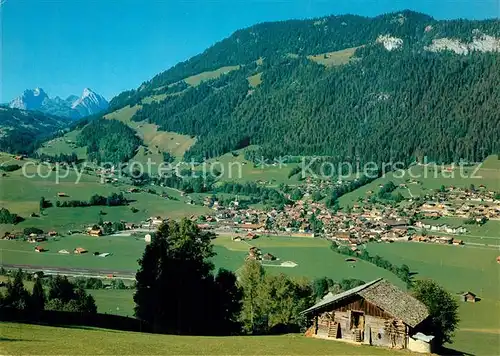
[55,192,128,208]
[0,270,97,314]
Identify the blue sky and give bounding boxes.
[1,0,498,102]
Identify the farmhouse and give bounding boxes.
[3,232,16,240]
[88,228,103,237]
[302,278,431,353]
[246,246,261,260]
[262,252,276,261]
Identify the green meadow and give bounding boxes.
[183,65,241,86]
[37,130,87,159]
[199,149,302,186]
[89,289,136,317]
[2,231,498,354]
[0,234,144,272]
[0,156,209,236]
[212,235,403,286]
[366,242,500,355]
[1,322,409,356]
[307,46,359,67]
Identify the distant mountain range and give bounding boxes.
[9,88,109,119]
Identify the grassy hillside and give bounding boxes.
[183,65,240,86]
[0,153,209,237]
[307,46,359,66]
[338,159,500,208]
[37,130,87,159]
[103,103,195,164]
[197,149,301,186]
[0,322,413,355]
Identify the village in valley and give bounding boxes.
[3,159,500,270]
[2,156,499,355]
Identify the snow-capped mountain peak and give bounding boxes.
[71,88,109,115]
[82,87,93,97]
[9,87,108,119]
[9,88,49,110]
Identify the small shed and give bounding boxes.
[262,253,276,261]
[408,332,435,353]
[461,292,477,303]
[74,247,87,254]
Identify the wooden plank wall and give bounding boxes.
[314,296,409,349]
[331,296,393,319]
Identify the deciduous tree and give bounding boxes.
[412,279,459,346]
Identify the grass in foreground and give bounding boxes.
[0,322,413,355]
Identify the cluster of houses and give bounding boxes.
[419,187,500,220]
[197,199,469,248]
[246,246,277,262]
[83,216,166,237]
[139,216,165,230]
[187,186,500,251]
[414,221,467,234]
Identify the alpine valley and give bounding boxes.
[2,10,500,356]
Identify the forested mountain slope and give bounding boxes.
[0,107,70,154]
[94,11,500,164]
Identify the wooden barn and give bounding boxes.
[302,278,432,353]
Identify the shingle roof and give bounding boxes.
[302,279,382,314]
[302,278,429,328]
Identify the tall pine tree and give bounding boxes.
[134,219,241,335]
